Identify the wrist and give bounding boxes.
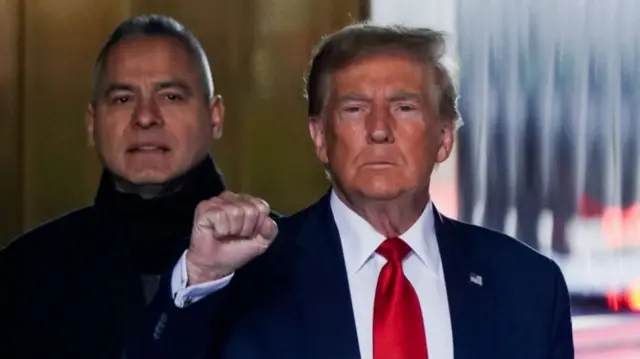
[185,253,233,286]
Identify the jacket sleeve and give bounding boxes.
[548,263,575,359]
[123,274,233,359]
[0,241,30,359]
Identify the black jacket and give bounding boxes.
[0,157,274,359]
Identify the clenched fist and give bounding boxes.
[186,191,278,285]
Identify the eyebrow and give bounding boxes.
[337,93,372,103]
[103,83,135,98]
[387,92,422,102]
[154,80,193,96]
[102,80,193,98]
[337,92,422,103]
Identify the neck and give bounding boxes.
[113,179,183,199]
[112,168,194,199]
[94,156,227,222]
[335,186,431,237]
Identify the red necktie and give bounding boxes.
[373,237,427,359]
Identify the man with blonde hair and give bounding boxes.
[126,23,573,359]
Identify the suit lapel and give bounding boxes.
[287,192,361,359]
[281,197,495,359]
[433,207,496,359]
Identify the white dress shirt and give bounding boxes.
[330,191,453,359]
[171,190,453,359]
[171,251,233,307]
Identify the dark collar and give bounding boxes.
[93,156,225,221]
[90,157,226,274]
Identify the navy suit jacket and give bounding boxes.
[125,192,574,359]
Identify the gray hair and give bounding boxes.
[90,14,214,105]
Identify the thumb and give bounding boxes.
[257,217,278,241]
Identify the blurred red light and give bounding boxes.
[607,284,640,312]
[607,291,621,311]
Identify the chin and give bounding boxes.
[356,181,405,200]
[337,171,401,199]
[359,189,404,201]
[124,170,174,185]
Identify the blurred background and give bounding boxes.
[0,0,638,357]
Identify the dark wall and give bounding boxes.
[0,0,367,245]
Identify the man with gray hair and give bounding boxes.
[126,23,573,359]
[0,15,279,359]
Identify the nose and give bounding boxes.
[366,107,394,144]
[131,97,163,129]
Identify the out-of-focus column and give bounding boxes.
[21,0,130,231]
[0,0,22,244]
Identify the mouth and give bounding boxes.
[362,162,395,169]
[126,144,170,153]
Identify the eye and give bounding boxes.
[164,93,184,101]
[397,104,417,112]
[343,106,363,113]
[112,96,130,104]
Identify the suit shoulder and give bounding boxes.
[0,206,95,260]
[272,199,323,238]
[451,218,560,274]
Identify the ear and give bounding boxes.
[435,119,455,164]
[209,95,225,140]
[85,104,96,147]
[308,116,328,164]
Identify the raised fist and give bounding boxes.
[186,191,278,285]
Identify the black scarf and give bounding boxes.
[93,156,225,276]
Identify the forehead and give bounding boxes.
[331,54,432,95]
[103,36,198,82]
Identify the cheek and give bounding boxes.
[400,126,438,167]
[329,123,362,157]
[95,122,123,151]
[171,119,211,153]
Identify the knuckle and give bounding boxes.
[244,205,258,218]
[221,191,238,199]
[252,199,270,213]
[195,200,210,214]
[226,205,242,218]
[210,197,225,207]
[238,194,256,204]
[211,207,225,219]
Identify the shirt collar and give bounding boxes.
[329,190,441,278]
